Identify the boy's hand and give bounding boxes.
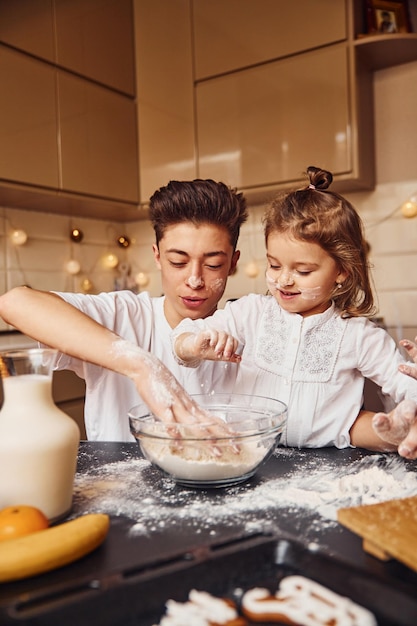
[399,336,417,380]
[372,399,417,459]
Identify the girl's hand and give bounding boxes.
[372,399,417,459]
[175,330,241,364]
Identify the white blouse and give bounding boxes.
[174,294,417,448]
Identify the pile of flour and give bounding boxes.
[141,439,265,481]
[73,448,417,540]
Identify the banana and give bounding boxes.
[0,513,110,583]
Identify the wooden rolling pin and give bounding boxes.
[337,495,417,572]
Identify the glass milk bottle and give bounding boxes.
[0,349,80,521]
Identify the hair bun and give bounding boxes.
[307,166,333,190]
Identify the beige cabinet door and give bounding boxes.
[0,46,59,188]
[196,44,351,190]
[58,71,139,203]
[55,0,135,95]
[134,0,196,203]
[0,0,55,62]
[192,0,347,80]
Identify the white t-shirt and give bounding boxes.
[174,294,417,449]
[49,291,238,441]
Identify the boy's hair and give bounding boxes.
[149,179,248,249]
[263,166,375,318]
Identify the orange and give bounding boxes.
[0,505,49,542]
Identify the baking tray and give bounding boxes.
[1,533,416,626]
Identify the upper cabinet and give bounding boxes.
[0,0,135,95]
[0,0,139,221]
[190,0,417,201]
[0,46,59,188]
[133,0,195,204]
[54,0,135,96]
[196,44,364,192]
[0,0,55,62]
[58,73,138,202]
[1,0,417,218]
[192,0,347,80]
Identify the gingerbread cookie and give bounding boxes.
[153,589,247,626]
[241,575,377,625]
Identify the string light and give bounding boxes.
[80,278,93,293]
[400,194,417,218]
[135,271,150,287]
[70,228,84,243]
[10,229,28,246]
[244,261,260,278]
[65,259,81,275]
[102,253,119,269]
[117,235,131,248]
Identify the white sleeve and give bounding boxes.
[357,320,417,403]
[170,295,255,367]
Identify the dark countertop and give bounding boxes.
[1,442,417,626]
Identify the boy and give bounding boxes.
[0,179,248,440]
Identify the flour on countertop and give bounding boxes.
[73,448,417,540]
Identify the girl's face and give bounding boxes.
[265,232,347,317]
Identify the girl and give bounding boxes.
[173,166,417,454]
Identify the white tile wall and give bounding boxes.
[0,207,129,331]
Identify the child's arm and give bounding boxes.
[350,410,398,453]
[174,329,241,365]
[0,286,210,425]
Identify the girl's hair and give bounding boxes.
[263,166,375,318]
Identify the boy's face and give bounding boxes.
[153,222,240,328]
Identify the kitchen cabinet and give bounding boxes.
[0,0,134,95]
[0,47,59,189]
[0,0,55,62]
[54,0,135,96]
[133,0,195,204]
[196,43,367,194]
[0,0,138,221]
[192,0,347,80]
[58,72,138,203]
[191,0,417,202]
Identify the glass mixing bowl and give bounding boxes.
[128,393,287,488]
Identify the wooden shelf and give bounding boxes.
[354,33,417,70]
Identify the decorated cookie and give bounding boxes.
[241,575,377,625]
[153,589,247,626]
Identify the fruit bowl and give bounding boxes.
[128,393,287,488]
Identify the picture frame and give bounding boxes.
[366,0,413,34]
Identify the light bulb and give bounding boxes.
[70,228,84,243]
[65,259,81,275]
[401,199,417,219]
[135,271,150,287]
[244,261,260,278]
[80,278,93,293]
[103,253,119,269]
[117,235,131,248]
[10,229,28,246]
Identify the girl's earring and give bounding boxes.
[337,283,343,289]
